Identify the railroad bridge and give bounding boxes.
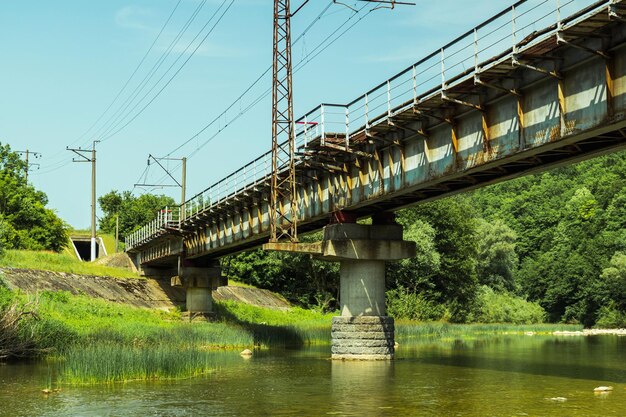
[127,0,626,359]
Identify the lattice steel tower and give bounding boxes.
[270,0,298,243]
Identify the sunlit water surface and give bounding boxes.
[1,335,626,416]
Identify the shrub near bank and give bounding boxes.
[386,285,546,324]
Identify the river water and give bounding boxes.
[1,335,625,416]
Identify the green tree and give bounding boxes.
[397,196,479,322]
[474,219,518,292]
[0,143,68,252]
[98,191,176,240]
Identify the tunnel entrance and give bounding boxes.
[69,237,107,261]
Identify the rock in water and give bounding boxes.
[593,386,613,392]
[546,397,567,402]
[240,349,253,357]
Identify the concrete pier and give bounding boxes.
[171,263,222,318]
[320,219,415,360]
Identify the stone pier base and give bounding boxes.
[331,316,395,360]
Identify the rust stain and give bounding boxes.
[549,125,561,142]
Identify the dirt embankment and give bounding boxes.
[0,268,291,311]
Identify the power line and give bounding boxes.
[76,0,184,147]
[90,0,212,144]
[145,2,373,191]
[35,0,185,173]
[166,1,353,159]
[185,2,373,160]
[99,0,234,142]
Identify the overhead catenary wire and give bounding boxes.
[186,1,373,159]
[76,0,185,147]
[98,0,234,143]
[94,0,218,143]
[34,0,232,177]
[165,1,367,160]
[141,1,374,193]
[34,0,186,174]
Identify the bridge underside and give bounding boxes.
[130,1,626,268]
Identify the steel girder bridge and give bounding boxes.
[127,0,626,269]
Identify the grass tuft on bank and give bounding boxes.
[0,250,140,279]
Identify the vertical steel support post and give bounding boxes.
[440,47,446,90]
[512,5,517,54]
[474,28,478,73]
[181,157,187,222]
[412,65,417,104]
[345,106,350,149]
[270,0,298,243]
[387,80,391,117]
[365,93,370,130]
[321,104,326,146]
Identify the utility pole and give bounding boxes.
[67,141,100,262]
[269,0,413,244]
[115,214,119,254]
[16,149,42,184]
[134,154,187,220]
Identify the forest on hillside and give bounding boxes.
[227,151,626,327]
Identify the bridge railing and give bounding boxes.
[126,0,606,252]
[126,206,180,250]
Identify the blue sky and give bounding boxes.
[1,0,516,228]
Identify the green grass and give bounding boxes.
[60,344,223,384]
[225,279,256,288]
[0,250,140,279]
[64,231,119,257]
[395,321,584,344]
[214,300,332,347]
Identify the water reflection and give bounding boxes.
[330,360,395,415]
[1,336,625,417]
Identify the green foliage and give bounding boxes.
[395,196,479,322]
[98,190,175,239]
[599,252,626,311]
[386,287,448,321]
[0,250,140,279]
[225,231,339,310]
[594,302,626,329]
[475,219,518,291]
[0,143,68,252]
[395,321,582,343]
[471,286,545,324]
[471,151,626,325]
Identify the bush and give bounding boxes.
[386,287,449,321]
[471,286,545,324]
[595,302,626,328]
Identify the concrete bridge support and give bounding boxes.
[322,217,415,360]
[171,262,222,318]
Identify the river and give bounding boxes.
[1,335,625,416]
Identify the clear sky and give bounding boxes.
[1,0,515,228]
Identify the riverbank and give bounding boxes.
[0,262,584,384]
